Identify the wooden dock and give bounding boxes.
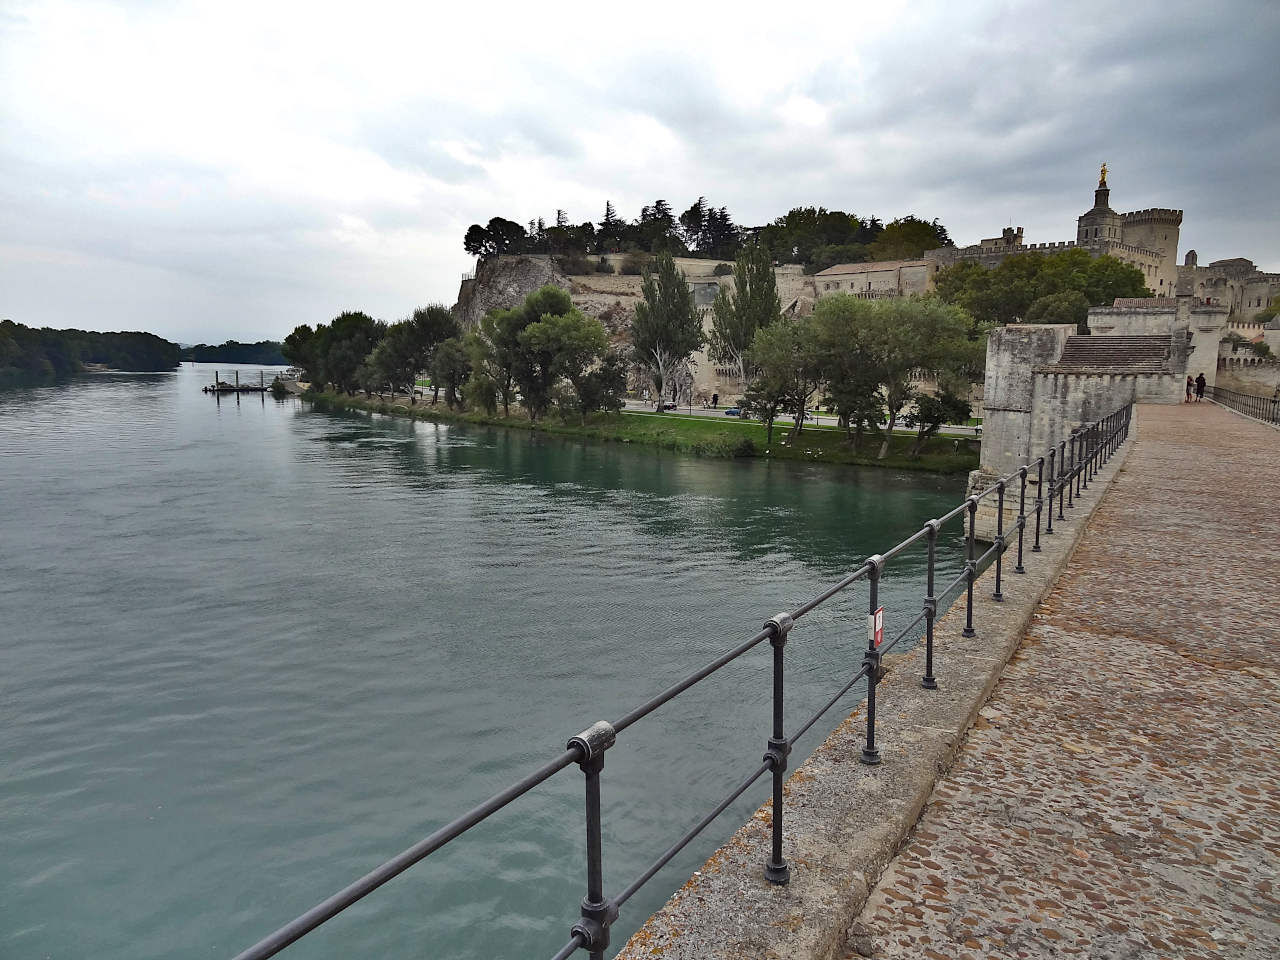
[202,370,274,394]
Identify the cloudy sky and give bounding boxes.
[2,0,1276,344]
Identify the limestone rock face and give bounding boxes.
[453,255,571,329]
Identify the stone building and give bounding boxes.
[929,166,1182,295]
[1177,251,1280,328]
[812,259,937,299]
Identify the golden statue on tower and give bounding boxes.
[1099,162,1108,186]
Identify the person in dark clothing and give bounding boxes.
[1186,375,1194,403]
[1195,372,1206,401]
[711,392,718,409]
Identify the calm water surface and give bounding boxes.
[0,364,966,959]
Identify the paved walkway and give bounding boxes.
[845,403,1280,960]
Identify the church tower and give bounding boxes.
[1077,163,1123,245]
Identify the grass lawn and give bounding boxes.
[305,392,979,474]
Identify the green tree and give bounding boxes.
[631,253,705,410]
[904,389,971,456]
[576,350,629,420]
[937,249,1150,327]
[709,243,781,385]
[849,297,981,459]
[519,308,609,423]
[430,337,471,409]
[481,285,575,417]
[867,216,952,261]
[1025,290,1091,334]
[324,311,384,394]
[282,324,323,385]
[809,296,884,449]
[743,317,818,448]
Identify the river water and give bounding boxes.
[0,364,966,960]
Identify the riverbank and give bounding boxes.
[303,391,980,474]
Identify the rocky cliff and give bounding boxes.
[452,254,643,342]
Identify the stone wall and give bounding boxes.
[1216,356,1280,396]
[975,325,1074,477]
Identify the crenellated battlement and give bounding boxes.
[1122,207,1183,224]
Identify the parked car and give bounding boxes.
[723,407,743,417]
[662,401,678,410]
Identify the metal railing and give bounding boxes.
[1208,385,1280,426]
[231,401,1135,960]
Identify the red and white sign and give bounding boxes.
[869,606,885,648]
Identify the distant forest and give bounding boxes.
[183,340,286,364]
[464,200,954,275]
[0,319,180,387]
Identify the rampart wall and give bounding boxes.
[1216,356,1280,396]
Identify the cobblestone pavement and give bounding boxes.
[845,404,1280,960]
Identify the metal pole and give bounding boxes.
[1066,433,1075,509]
[568,723,617,960]
[861,556,884,764]
[922,522,939,689]
[1033,458,1043,552]
[962,499,977,637]
[1045,449,1055,536]
[1015,467,1027,574]
[993,481,1005,601]
[1057,440,1066,521]
[763,614,792,883]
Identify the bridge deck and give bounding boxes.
[846,403,1280,960]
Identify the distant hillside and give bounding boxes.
[0,319,180,387]
[184,340,287,364]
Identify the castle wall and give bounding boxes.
[1216,356,1280,397]
[977,325,1074,476]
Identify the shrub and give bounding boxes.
[620,252,650,275]
[712,262,733,277]
[556,253,594,275]
[595,257,615,274]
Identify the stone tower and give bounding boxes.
[1076,164,1123,244]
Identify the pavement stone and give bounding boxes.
[844,404,1280,960]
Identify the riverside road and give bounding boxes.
[844,402,1280,960]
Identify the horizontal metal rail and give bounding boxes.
[1208,385,1280,426]
[230,399,1135,960]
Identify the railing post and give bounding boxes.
[992,481,1005,601]
[861,556,885,764]
[962,499,977,637]
[922,522,939,689]
[1015,467,1027,574]
[762,613,793,884]
[568,722,618,960]
[1045,449,1055,536]
[1057,440,1066,521]
[1033,458,1043,552]
[1066,432,1076,509]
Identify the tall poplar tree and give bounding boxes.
[631,253,704,410]
[709,244,781,386]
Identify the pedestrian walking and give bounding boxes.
[1185,375,1194,403]
[711,392,718,409]
[1195,372,1206,402]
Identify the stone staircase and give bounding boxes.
[1051,335,1173,372]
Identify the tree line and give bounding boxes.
[282,244,1152,461]
[281,296,628,424]
[935,248,1151,333]
[464,201,954,274]
[0,319,181,387]
[184,340,287,364]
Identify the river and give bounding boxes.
[0,363,966,959]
